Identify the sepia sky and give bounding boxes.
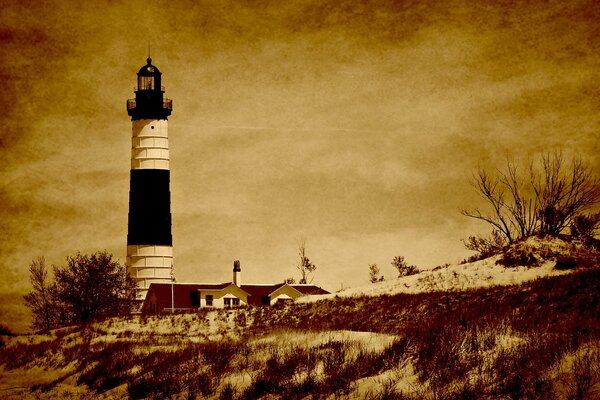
[1,0,599,310]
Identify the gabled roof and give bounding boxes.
[240,283,330,305]
[290,285,330,295]
[241,284,284,297]
[241,284,284,306]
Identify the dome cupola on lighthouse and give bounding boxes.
[127,57,172,120]
[137,57,162,91]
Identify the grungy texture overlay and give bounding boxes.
[1,0,599,330]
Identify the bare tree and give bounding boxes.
[296,241,317,284]
[532,153,599,236]
[463,153,599,242]
[461,159,537,244]
[368,263,383,283]
[503,160,538,239]
[23,257,57,332]
[462,230,506,260]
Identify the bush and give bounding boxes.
[565,343,600,400]
[555,253,599,270]
[571,213,600,239]
[391,256,419,277]
[496,248,540,268]
[462,231,506,262]
[0,324,15,337]
[24,252,137,329]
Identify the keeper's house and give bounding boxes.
[141,262,329,315]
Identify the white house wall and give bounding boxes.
[199,288,248,308]
[270,293,294,306]
[267,284,304,305]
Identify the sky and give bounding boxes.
[1,0,599,329]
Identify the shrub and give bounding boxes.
[0,325,14,336]
[24,252,137,329]
[0,324,15,347]
[369,263,384,283]
[218,383,237,400]
[201,341,238,372]
[235,310,247,327]
[565,344,600,400]
[391,256,419,277]
[571,213,600,239]
[554,255,580,270]
[496,248,540,268]
[0,337,70,369]
[462,231,506,262]
[554,251,600,270]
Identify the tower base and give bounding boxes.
[126,244,173,300]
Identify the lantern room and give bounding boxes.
[127,57,172,120]
[137,57,162,92]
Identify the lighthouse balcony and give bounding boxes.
[133,85,166,92]
[127,98,173,111]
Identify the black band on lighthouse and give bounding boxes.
[127,169,172,246]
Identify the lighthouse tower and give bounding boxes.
[125,57,174,300]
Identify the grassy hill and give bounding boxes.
[1,238,599,399]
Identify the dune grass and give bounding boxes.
[2,267,600,399]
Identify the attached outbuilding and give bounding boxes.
[241,283,330,306]
[141,282,250,315]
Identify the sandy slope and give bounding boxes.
[299,236,582,302]
[1,236,595,399]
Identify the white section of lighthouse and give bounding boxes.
[125,57,174,300]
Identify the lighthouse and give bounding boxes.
[125,57,174,300]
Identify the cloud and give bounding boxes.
[1,0,599,301]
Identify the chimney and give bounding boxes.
[233,260,241,286]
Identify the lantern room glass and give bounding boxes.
[138,76,155,91]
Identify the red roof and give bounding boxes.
[241,284,285,306]
[291,285,330,295]
[141,282,331,313]
[141,283,230,314]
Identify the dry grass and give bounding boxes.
[1,266,600,399]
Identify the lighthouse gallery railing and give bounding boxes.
[126,98,173,110]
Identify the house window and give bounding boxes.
[224,298,231,307]
[261,296,270,305]
[206,295,213,306]
[232,298,240,307]
[190,291,200,307]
